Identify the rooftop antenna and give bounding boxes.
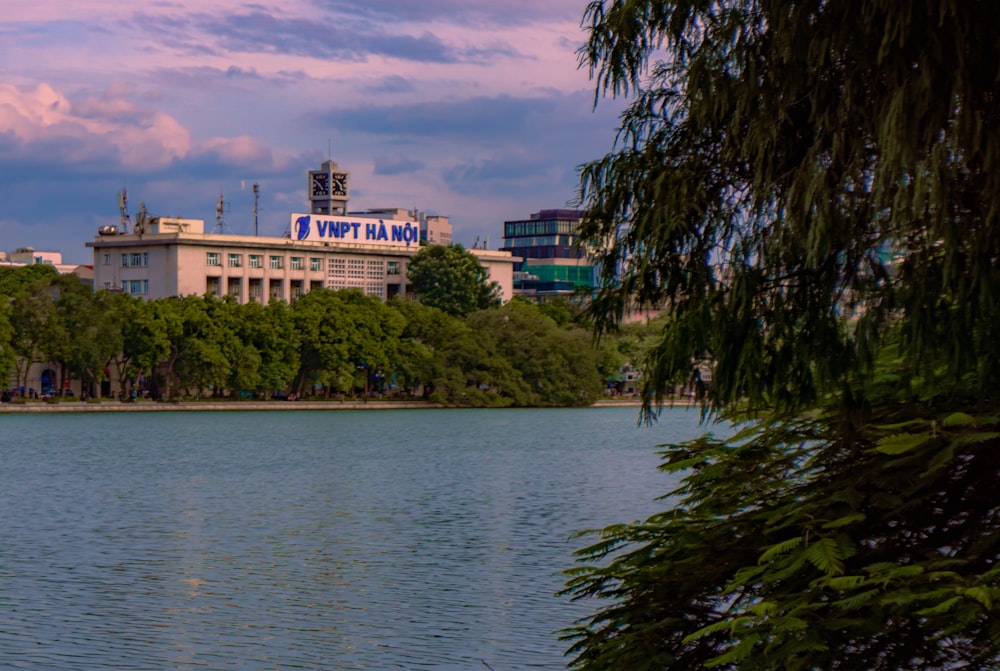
[214,192,230,233]
[252,182,260,236]
[134,201,148,235]
[117,188,131,234]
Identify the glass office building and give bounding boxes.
[499,209,595,298]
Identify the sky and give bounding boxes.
[0,0,626,264]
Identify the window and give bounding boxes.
[347,258,365,279]
[121,253,129,267]
[270,255,283,269]
[289,256,304,270]
[102,253,111,266]
[206,276,222,296]
[206,252,221,266]
[387,261,400,275]
[124,280,149,295]
[249,278,263,302]
[227,277,242,299]
[269,278,283,300]
[228,253,243,268]
[249,254,263,269]
[130,252,147,267]
[310,257,322,271]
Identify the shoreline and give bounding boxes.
[0,397,685,414]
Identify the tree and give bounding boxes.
[9,276,64,394]
[165,295,234,398]
[468,299,605,407]
[113,294,171,398]
[391,297,530,406]
[290,289,403,398]
[58,278,122,397]
[0,264,59,298]
[236,300,299,398]
[563,2,1000,670]
[0,299,15,385]
[405,244,501,317]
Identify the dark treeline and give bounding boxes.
[0,263,654,406]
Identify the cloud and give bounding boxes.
[373,153,426,175]
[314,0,589,28]
[361,75,417,94]
[312,89,624,161]
[132,10,464,63]
[441,154,562,197]
[0,82,191,172]
[180,136,296,177]
[317,95,539,139]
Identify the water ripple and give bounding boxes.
[0,407,705,670]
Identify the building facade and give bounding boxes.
[0,247,94,283]
[499,209,595,299]
[86,164,514,304]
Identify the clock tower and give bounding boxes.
[308,160,350,215]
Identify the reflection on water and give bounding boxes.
[0,407,705,670]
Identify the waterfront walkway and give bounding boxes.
[0,398,659,413]
[0,399,439,413]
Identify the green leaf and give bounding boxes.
[758,536,804,564]
[875,432,932,455]
[961,587,994,609]
[823,575,868,590]
[821,513,866,529]
[942,412,975,427]
[682,616,753,644]
[834,588,881,611]
[805,537,844,576]
[916,596,962,616]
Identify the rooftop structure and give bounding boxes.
[86,161,514,303]
[499,209,595,299]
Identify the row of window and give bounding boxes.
[105,252,404,276]
[499,235,577,247]
[504,245,587,261]
[207,253,325,270]
[101,279,149,295]
[329,258,386,279]
[503,219,578,238]
[206,276,328,301]
[103,252,150,267]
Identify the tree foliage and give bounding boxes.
[0,270,622,407]
[565,1,1000,669]
[468,299,605,407]
[578,0,1000,413]
[406,244,501,317]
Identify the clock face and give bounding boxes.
[311,172,330,197]
[331,173,348,196]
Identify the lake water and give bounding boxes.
[0,407,707,670]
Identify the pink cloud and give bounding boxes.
[0,82,191,169]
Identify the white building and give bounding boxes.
[0,247,94,282]
[85,162,514,303]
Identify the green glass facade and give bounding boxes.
[500,209,595,297]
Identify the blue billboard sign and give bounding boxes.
[291,213,420,248]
